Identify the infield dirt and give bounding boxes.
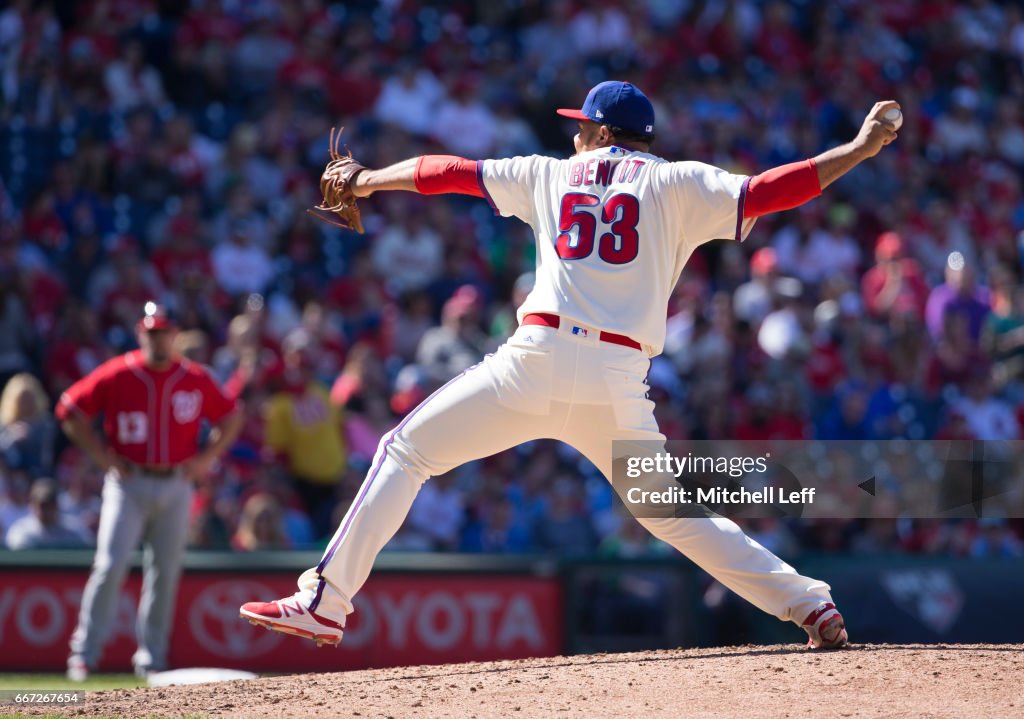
[16,643,1023,719]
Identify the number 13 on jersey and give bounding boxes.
[556,193,640,265]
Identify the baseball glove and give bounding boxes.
[308,126,366,233]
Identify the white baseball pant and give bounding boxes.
[303,320,833,625]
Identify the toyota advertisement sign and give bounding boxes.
[0,571,564,672]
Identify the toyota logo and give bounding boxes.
[189,581,283,658]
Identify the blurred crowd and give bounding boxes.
[0,0,1023,559]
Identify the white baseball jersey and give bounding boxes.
[479,146,757,354]
[249,148,838,645]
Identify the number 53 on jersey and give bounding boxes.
[556,193,640,265]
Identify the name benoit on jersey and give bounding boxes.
[567,158,646,188]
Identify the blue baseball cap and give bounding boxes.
[138,301,176,331]
[557,81,655,136]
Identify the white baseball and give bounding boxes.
[882,107,903,131]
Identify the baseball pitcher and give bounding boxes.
[242,81,902,650]
[60,302,243,679]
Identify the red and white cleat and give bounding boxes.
[801,602,849,649]
[240,593,344,648]
[66,655,90,682]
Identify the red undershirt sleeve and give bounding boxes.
[742,158,822,219]
[414,155,484,197]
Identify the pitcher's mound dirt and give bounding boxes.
[34,643,1024,719]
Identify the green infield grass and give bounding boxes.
[0,672,144,692]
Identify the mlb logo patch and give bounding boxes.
[572,326,589,338]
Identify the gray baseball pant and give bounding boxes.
[69,468,192,673]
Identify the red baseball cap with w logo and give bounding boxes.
[557,81,655,137]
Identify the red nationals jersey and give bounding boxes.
[56,350,238,466]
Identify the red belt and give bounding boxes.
[521,313,642,351]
